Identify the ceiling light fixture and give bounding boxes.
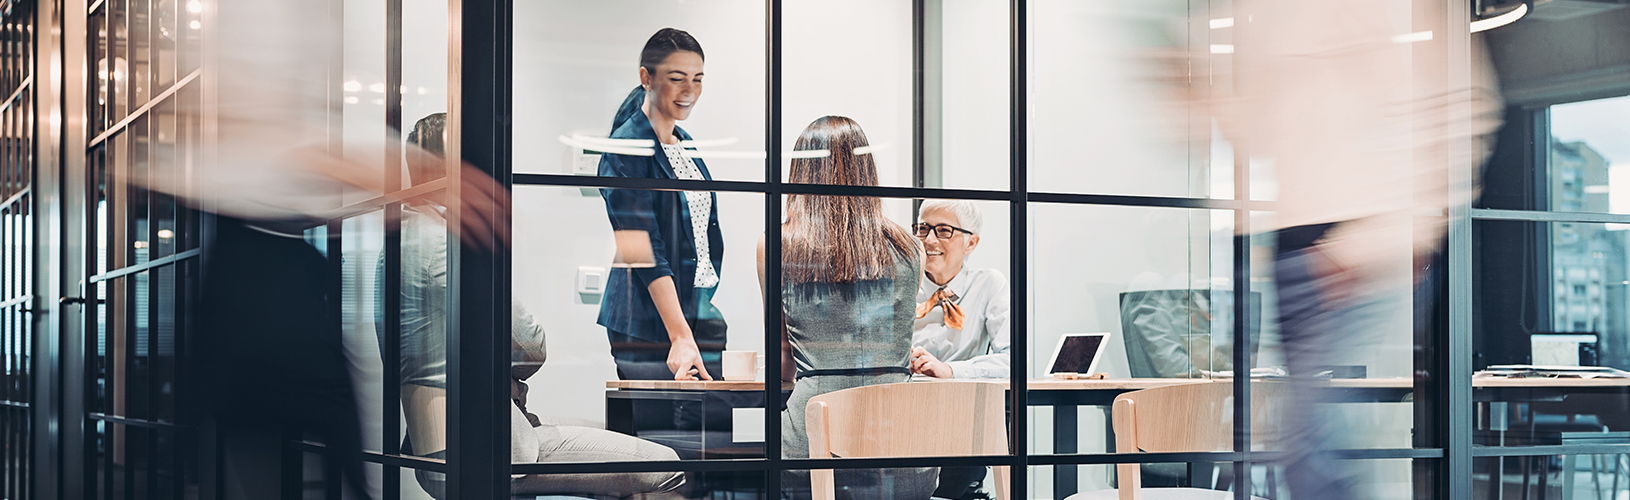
[1471,1,1528,33]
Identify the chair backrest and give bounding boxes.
[1112,381,1288,454]
[1111,381,1288,499]
[805,381,1010,500]
[806,380,1007,459]
[403,384,449,454]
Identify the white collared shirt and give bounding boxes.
[912,267,1011,379]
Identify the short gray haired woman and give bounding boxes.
[908,200,1012,380]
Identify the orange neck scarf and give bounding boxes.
[915,287,965,330]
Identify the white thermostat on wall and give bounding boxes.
[577,266,607,295]
[567,146,602,196]
[569,147,600,176]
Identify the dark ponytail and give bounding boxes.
[612,28,704,131]
[612,86,645,131]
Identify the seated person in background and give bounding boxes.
[758,116,937,499]
[905,200,1012,500]
[908,200,1011,380]
[378,113,684,499]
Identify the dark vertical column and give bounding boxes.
[1228,1,1255,493]
[1231,143,1253,499]
[1231,4,1254,491]
[446,0,511,497]
[912,0,923,218]
[763,0,782,495]
[29,0,54,495]
[48,0,91,498]
[1529,110,1553,338]
[1445,2,1476,498]
[1007,1,1027,500]
[324,218,343,499]
[380,0,403,498]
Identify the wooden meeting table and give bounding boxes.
[605,377,1630,497]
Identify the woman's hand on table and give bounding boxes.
[667,337,713,381]
[910,346,955,379]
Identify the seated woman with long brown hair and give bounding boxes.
[757,116,936,499]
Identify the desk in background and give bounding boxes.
[605,377,1630,497]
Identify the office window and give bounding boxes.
[1545,96,1630,215]
[1476,219,1630,366]
[1473,92,1630,457]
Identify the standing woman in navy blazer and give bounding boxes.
[598,28,727,382]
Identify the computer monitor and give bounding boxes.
[1530,332,1599,366]
[1117,290,1263,378]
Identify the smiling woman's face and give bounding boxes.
[640,50,704,123]
[919,207,979,285]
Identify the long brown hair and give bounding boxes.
[783,116,919,284]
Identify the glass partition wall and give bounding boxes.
[495,2,1446,500]
[290,0,1513,499]
[0,2,33,499]
[5,0,1628,499]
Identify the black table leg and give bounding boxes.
[1055,404,1079,497]
[606,391,636,435]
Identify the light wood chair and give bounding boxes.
[1066,382,1287,500]
[805,381,1010,500]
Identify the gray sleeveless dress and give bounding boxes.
[780,249,937,499]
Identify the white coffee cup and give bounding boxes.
[722,350,760,381]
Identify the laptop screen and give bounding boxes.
[1050,335,1105,374]
[1531,333,1598,366]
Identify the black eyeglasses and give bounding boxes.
[914,223,974,240]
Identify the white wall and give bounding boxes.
[510,0,931,425]
[509,0,769,426]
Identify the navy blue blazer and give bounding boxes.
[596,111,726,344]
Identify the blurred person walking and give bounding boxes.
[1216,0,1504,497]
[157,1,510,499]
